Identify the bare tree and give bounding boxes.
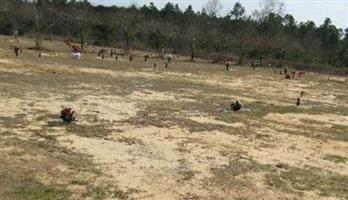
[253,0,285,21]
[33,0,42,50]
[31,0,54,50]
[55,0,92,50]
[117,10,141,52]
[0,0,15,35]
[0,0,11,12]
[205,0,223,18]
[74,1,91,50]
[190,37,196,60]
[230,2,245,20]
[234,23,258,65]
[183,23,200,61]
[203,0,225,62]
[251,0,286,65]
[205,26,229,63]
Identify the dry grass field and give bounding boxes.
[0,35,348,200]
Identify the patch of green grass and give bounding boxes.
[12,179,70,200]
[0,116,29,129]
[262,116,348,142]
[329,125,348,142]
[0,130,15,137]
[126,100,247,135]
[113,189,129,199]
[182,170,196,181]
[85,185,109,199]
[246,103,339,119]
[207,158,272,190]
[113,188,139,200]
[69,179,89,186]
[36,113,58,122]
[33,130,57,141]
[210,158,348,199]
[323,154,348,164]
[211,158,270,178]
[8,149,26,157]
[0,157,70,200]
[180,192,201,200]
[117,136,144,145]
[65,124,111,138]
[0,134,112,200]
[266,166,348,198]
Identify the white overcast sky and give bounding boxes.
[89,0,348,29]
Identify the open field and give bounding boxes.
[0,35,348,200]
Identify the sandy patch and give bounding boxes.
[245,125,348,176]
[59,123,347,199]
[41,52,60,57]
[128,90,176,101]
[0,97,31,118]
[0,66,38,75]
[127,89,196,103]
[328,76,347,83]
[58,126,233,199]
[1,92,140,125]
[27,94,139,123]
[0,59,78,75]
[190,116,245,128]
[0,58,15,64]
[78,67,161,79]
[164,71,200,78]
[77,95,139,122]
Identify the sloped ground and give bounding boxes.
[0,35,348,200]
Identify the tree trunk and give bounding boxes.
[190,40,195,61]
[125,37,130,53]
[277,49,285,67]
[104,36,108,46]
[238,55,244,65]
[191,50,195,61]
[35,14,42,50]
[214,45,221,63]
[278,55,283,67]
[34,1,42,50]
[79,27,85,50]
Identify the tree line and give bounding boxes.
[1,0,348,69]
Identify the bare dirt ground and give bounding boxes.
[0,35,348,200]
